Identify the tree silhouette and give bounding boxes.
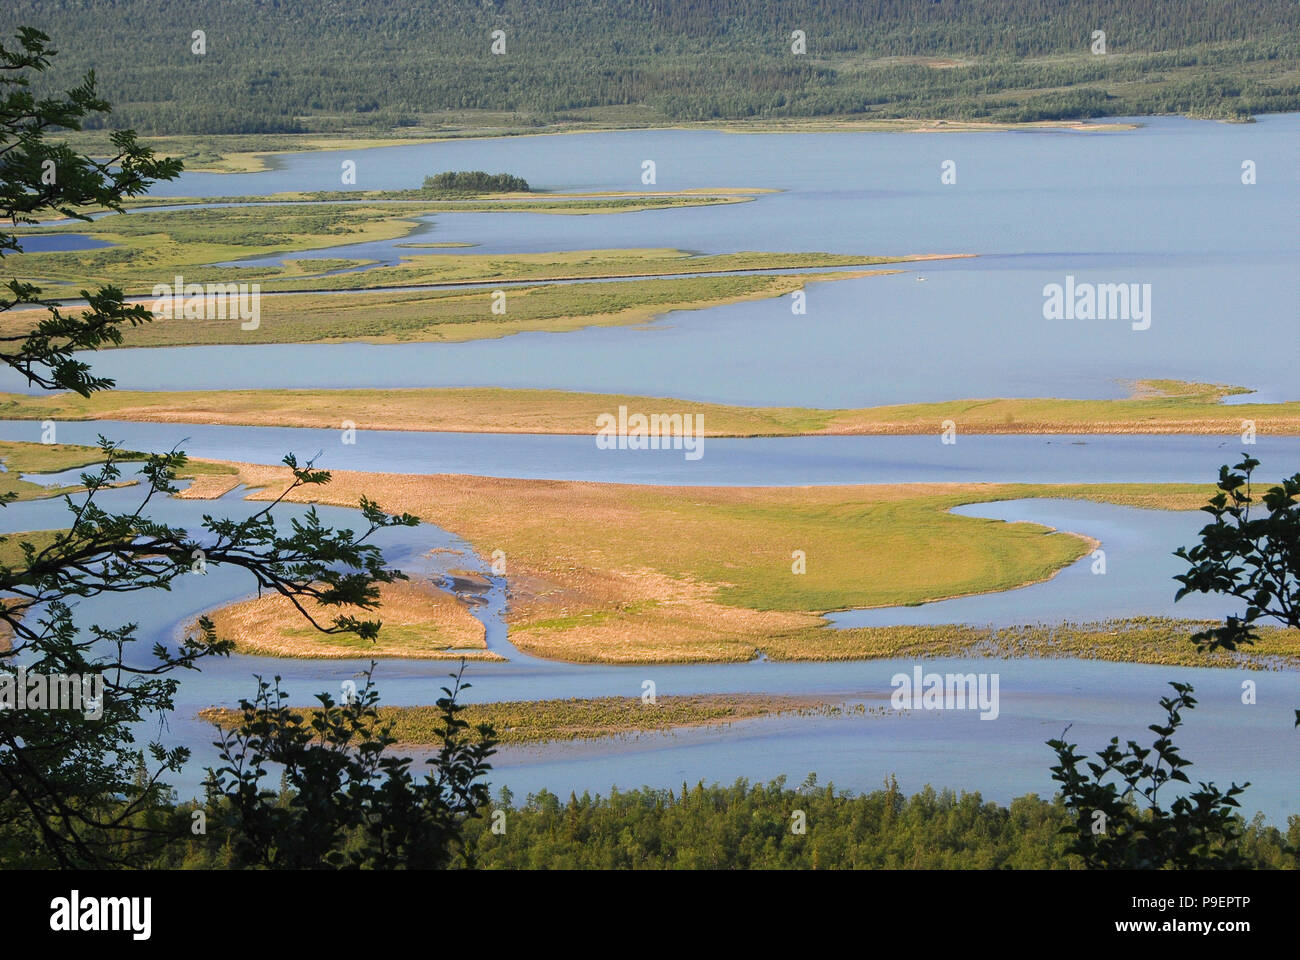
[0,27,491,868]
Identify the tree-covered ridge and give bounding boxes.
[10,0,1300,133]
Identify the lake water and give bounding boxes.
[15,233,113,253]
[150,120,1300,265]
[11,116,1298,404]
[474,660,1300,822]
[2,477,1287,816]
[7,254,1296,404]
[0,420,1286,486]
[179,653,1300,821]
[831,499,1240,626]
[7,119,1299,819]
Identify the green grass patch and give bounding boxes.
[1,266,890,348]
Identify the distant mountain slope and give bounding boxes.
[10,0,1300,133]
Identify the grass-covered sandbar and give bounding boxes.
[178,460,1232,664]
[9,198,939,296]
[198,694,878,747]
[193,620,1300,746]
[8,379,1296,436]
[204,578,502,661]
[1,266,907,348]
[179,462,1299,669]
[761,617,1300,669]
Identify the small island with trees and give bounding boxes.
[422,171,531,195]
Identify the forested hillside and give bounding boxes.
[10,0,1300,134]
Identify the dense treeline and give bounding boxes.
[457,780,1300,869]
[76,776,1299,870]
[9,1,1300,133]
[423,171,530,193]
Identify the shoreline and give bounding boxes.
[119,118,1147,175]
